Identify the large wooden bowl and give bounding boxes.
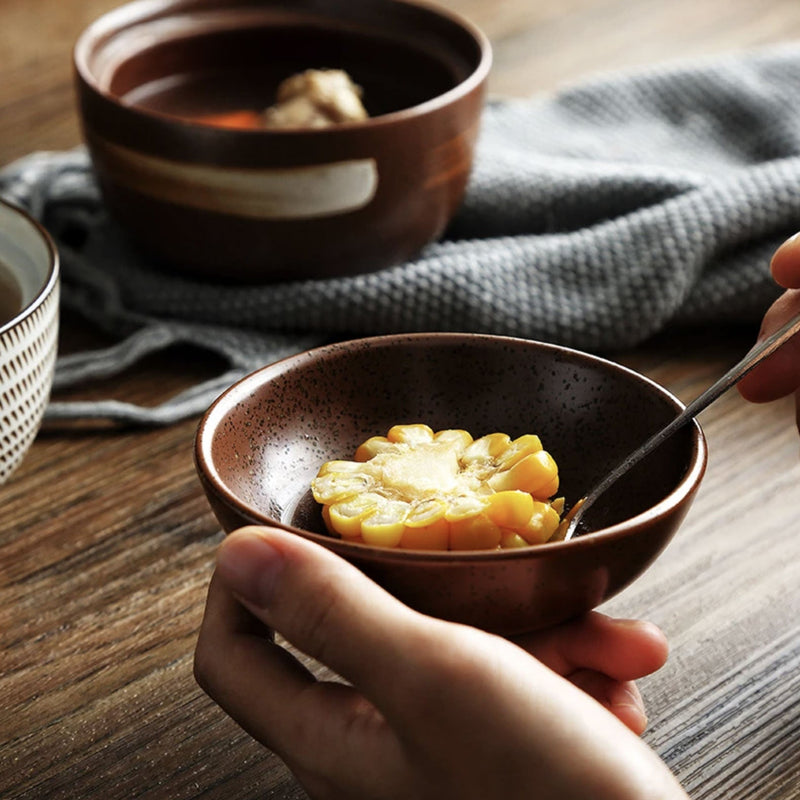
[74,0,491,282]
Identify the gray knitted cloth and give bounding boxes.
[4,45,800,425]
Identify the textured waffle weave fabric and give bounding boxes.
[3,44,800,424]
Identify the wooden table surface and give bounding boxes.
[3,1,800,798]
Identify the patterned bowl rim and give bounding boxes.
[0,198,60,337]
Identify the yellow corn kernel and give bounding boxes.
[328,492,383,539]
[518,501,562,544]
[311,424,563,551]
[462,433,512,465]
[500,531,531,549]
[322,508,366,544]
[487,449,559,498]
[535,475,560,500]
[406,497,448,526]
[312,472,372,504]
[316,459,365,476]
[449,514,502,551]
[361,499,408,548]
[399,498,449,550]
[354,436,395,462]
[387,423,434,444]
[484,490,535,528]
[433,428,474,448]
[444,494,488,522]
[496,434,543,469]
[401,517,450,550]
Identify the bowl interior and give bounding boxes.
[0,201,56,331]
[201,334,699,547]
[78,0,486,125]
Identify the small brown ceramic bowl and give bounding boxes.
[73,0,491,283]
[195,333,707,635]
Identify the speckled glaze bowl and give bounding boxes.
[73,0,491,282]
[0,199,60,485]
[195,333,707,634]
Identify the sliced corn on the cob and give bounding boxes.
[311,424,564,551]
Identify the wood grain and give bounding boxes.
[2,2,800,798]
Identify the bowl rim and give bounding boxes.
[195,332,708,562]
[0,198,60,337]
[73,0,493,134]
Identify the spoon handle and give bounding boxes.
[562,310,800,541]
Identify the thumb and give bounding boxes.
[214,525,438,717]
[737,288,800,403]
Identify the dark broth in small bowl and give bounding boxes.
[118,24,460,128]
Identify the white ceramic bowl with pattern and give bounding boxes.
[0,199,59,485]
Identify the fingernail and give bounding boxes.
[217,529,285,608]
[608,681,645,717]
[608,618,644,629]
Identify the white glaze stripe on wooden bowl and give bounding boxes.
[91,136,379,220]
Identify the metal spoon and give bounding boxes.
[562,310,800,541]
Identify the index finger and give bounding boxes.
[737,288,800,402]
[512,612,669,682]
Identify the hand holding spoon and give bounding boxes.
[562,311,800,541]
